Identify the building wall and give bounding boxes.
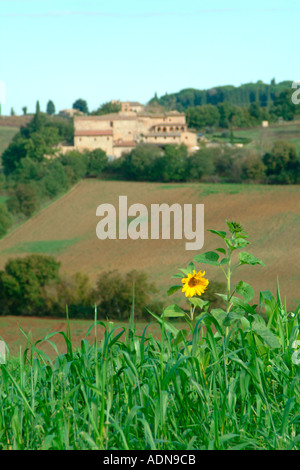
[143,134,181,145]
[121,102,144,113]
[112,119,139,141]
[74,117,113,132]
[74,135,113,154]
[113,145,136,158]
[180,131,198,149]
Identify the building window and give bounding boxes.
[163,127,166,132]
[170,127,173,131]
[110,121,113,127]
[181,127,184,131]
[107,137,109,140]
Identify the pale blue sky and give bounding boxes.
[0,0,298,115]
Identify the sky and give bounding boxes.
[0,0,299,115]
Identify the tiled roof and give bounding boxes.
[75,130,113,136]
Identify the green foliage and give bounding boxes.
[186,104,220,129]
[86,149,108,177]
[0,254,60,315]
[187,148,217,180]
[149,81,297,130]
[120,144,164,181]
[46,100,55,116]
[263,140,300,183]
[0,203,12,238]
[0,254,96,317]
[72,98,89,114]
[2,113,73,175]
[60,150,89,183]
[43,271,95,318]
[94,269,162,320]
[149,80,293,112]
[7,183,39,217]
[0,284,299,449]
[91,101,121,115]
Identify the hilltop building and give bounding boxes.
[60,101,198,158]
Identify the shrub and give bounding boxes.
[86,149,108,177]
[7,183,39,217]
[0,254,60,316]
[0,203,12,238]
[94,269,161,319]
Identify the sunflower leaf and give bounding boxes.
[167,285,182,296]
[162,304,186,318]
[193,251,220,266]
[188,297,209,309]
[239,252,266,266]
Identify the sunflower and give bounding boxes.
[181,270,209,298]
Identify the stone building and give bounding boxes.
[66,101,198,158]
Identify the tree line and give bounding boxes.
[0,253,223,319]
[108,141,300,185]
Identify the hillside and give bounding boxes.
[0,116,34,157]
[0,180,299,308]
[0,126,19,156]
[149,80,293,110]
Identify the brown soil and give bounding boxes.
[0,180,299,309]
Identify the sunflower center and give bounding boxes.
[188,276,199,287]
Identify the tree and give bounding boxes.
[155,144,188,182]
[43,271,95,318]
[2,113,67,174]
[60,150,88,183]
[86,149,108,177]
[271,90,296,121]
[92,101,121,116]
[0,254,61,316]
[249,102,261,120]
[73,98,89,114]
[7,183,39,217]
[186,105,220,129]
[263,141,300,183]
[241,151,266,181]
[10,107,15,116]
[22,106,27,115]
[36,100,41,114]
[94,269,160,319]
[46,100,56,115]
[0,203,12,238]
[187,148,216,180]
[120,144,163,181]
